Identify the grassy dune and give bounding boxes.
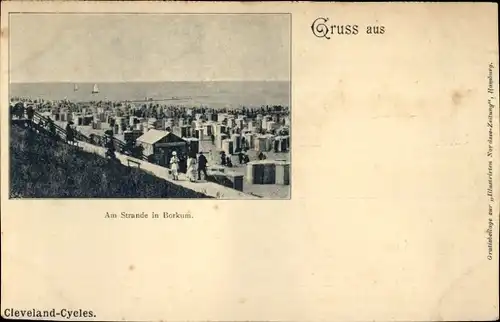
[10,126,210,198]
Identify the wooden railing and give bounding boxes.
[12,109,148,161]
[33,111,90,143]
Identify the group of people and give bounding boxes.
[219,149,263,167]
[220,151,233,167]
[11,102,64,141]
[11,102,35,125]
[169,151,208,182]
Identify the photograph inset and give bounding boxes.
[9,13,291,199]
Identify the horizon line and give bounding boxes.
[10,79,291,84]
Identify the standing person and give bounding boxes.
[210,134,215,145]
[197,151,208,181]
[26,104,34,127]
[178,153,187,174]
[169,151,179,180]
[15,102,24,119]
[226,156,233,167]
[66,122,75,145]
[47,116,56,138]
[238,151,244,164]
[186,152,197,182]
[220,151,227,166]
[105,130,116,158]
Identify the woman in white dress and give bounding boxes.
[186,153,197,182]
[170,151,179,180]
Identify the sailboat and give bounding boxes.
[92,84,99,94]
[74,84,79,91]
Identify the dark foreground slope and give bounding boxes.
[10,126,209,198]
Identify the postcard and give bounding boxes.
[1,1,498,321]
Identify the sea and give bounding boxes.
[10,81,290,109]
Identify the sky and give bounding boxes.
[9,14,290,83]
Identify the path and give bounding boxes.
[77,141,259,199]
